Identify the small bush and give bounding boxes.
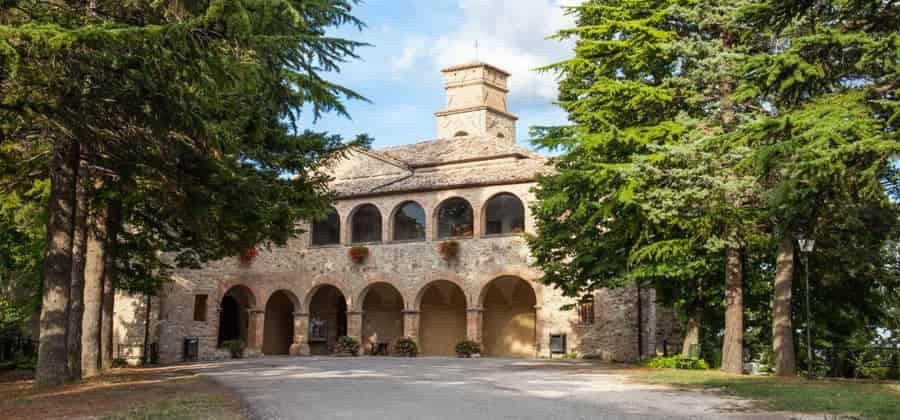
[393,337,418,357]
[455,340,481,357]
[335,336,360,356]
[642,355,709,370]
[220,339,244,359]
[0,352,36,370]
[112,357,129,368]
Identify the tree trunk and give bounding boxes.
[100,198,121,370]
[66,154,89,380]
[681,307,701,357]
[36,141,79,386]
[143,294,152,365]
[81,194,107,378]
[773,235,796,376]
[721,246,744,374]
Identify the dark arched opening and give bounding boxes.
[263,291,297,355]
[308,285,348,355]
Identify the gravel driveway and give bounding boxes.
[202,357,797,420]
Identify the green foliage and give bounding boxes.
[111,357,129,368]
[0,351,37,371]
[334,336,359,356]
[641,355,709,370]
[531,0,899,372]
[219,340,244,359]
[454,340,481,356]
[392,337,418,357]
[0,0,369,300]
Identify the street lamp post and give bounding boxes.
[798,235,816,381]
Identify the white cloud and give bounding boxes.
[391,36,428,72]
[429,0,578,105]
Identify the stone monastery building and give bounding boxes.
[114,62,680,363]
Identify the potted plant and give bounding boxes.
[348,246,370,264]
[437,240,460,261]
[239,248,259,265]
[393,337,418,357]
[334,336,360,356]
[221,339,244,359]
[455,340,481,358]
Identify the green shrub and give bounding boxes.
[335,336,360,356]
[455,340,481,357]
[393,337,418,357]
[642,355,709,370]
[220,339,244,359]
[0,351,37,370]
[112,357,129,368]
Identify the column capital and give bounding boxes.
[293,311,309,317]
[248,309,264,315]
[346,310,363,316]
[467,307,484,313]
[402,310,420,315]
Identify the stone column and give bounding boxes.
[247,309,265,357]
[402,310,419,340]
[290,311,310,356]
[466,308,483,343]
[533,305,543,357]
[346,311,363,352]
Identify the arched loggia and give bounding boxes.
[480,276,537,358]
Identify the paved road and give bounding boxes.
[202,357,796,420]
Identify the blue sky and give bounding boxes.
[302,0,577,151]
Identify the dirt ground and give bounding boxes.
[0,364,244,420]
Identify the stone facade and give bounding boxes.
[113,62,681,364]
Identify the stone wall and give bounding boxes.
[114,181,681,363]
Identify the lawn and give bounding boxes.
[0,364,244,420]
[630,368,900,419]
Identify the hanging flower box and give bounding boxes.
[348,246,370,264]
[239,248,259,265]
[438,240,460,261]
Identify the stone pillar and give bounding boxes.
[247,309,265,357]
[290,312,310,356]
[402,310,419,341]
[466,308,483,343]
[533,305,543,357]
[347,311,363,350]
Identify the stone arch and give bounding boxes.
[414,277,468,310]
[417,279,468,356]
[303,282,351,311]
[358,282,405,354]
[262,290,299,355]
[390,200,427,241]
[348,203,383,243]
[478,267,544,306]
[433,196,474,239]
[218,285,257,347]
[311,206,341,246]
[305,283,349,355]
[481,192,526,236]
[479,276,538,358]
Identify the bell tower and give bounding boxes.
[435,62,517,144]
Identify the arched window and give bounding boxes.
[484,193,525,235]
[393,202,426,241]
[352,204,382,243]
[437,198,473,239]
[311,208,340,246]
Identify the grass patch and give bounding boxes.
[631,369,900,419]
[101,394,243,420]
